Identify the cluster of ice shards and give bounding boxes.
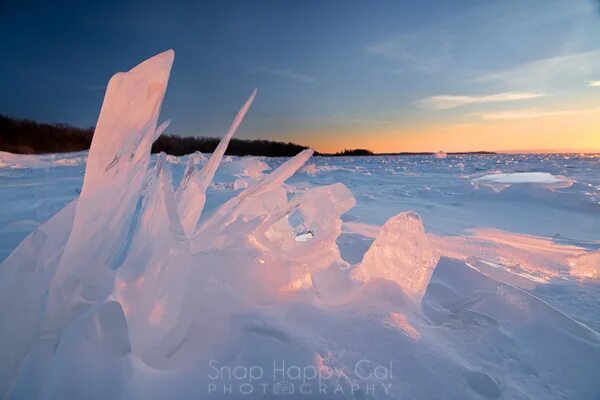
[1,51,599,400]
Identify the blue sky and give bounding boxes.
[1,0,600,152]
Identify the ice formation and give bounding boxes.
[434,150,447,159]
[351,211,439,302]
[1,51,599,399]
[177,89,256,236]
[472,171,573,191]
[43,49,175,337]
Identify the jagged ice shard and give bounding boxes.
[1,50,599,400]
[351,211,440,303]
[177,89,257,237]
[44,50,175,336]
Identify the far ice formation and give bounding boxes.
[472,171,573,191]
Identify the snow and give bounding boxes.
[1,51,600,399]
[472,171,574,192]
[475,171,564,184]
[0,151,88,169]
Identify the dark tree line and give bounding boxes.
[152,134,308,157]
[0,114,93,154]
[0,115,310,157]
[330,149,374,156]
[1,115,497,157]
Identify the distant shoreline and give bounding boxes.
[2,115,597,157]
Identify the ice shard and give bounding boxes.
[0,200,77,396]
[176,89,257,237]
[114,154,190,359]
[175,157,203,237]
[250,183,355,271]
[44,50,174,335]
[154,119,172,141]
[195,148,314,239]
[352,211,439,303]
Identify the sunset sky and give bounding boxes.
[1,0,600,153]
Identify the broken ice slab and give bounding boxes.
[44,49,175,336]
[352,211,439,303]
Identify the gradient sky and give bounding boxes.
[1,0,600,153]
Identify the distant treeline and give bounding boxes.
[0,114,94,154]
[153,134,307,157]
[328,149,374,156]
[0,114,495,157]
[0,115,308,157]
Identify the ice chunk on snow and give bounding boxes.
[217,156,270,181]
[474,172,564,184]
[472,172,573,191]
[295,231,313,242]
[176,90,256,236]
[300,163,318,175]
[232,178,249,190]
[250,183,355,272]
[44,49,174,335]
[569,251,600,281]
[352,211,439,303]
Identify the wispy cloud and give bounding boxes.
[365,31,454,74]
[588,80,600,87]
[474,107,600,120]
[472,51,600,89]
[257,67,315,83]
[418,92,544,110]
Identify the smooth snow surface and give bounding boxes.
[475,172,564,184]
[1,51,600,399]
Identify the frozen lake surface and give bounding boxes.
[1,50,599,399]
[2,152,599,261]
[2,150,600,399]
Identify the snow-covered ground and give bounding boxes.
[1,50,599,399]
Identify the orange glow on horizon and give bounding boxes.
[285,111,600,154]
